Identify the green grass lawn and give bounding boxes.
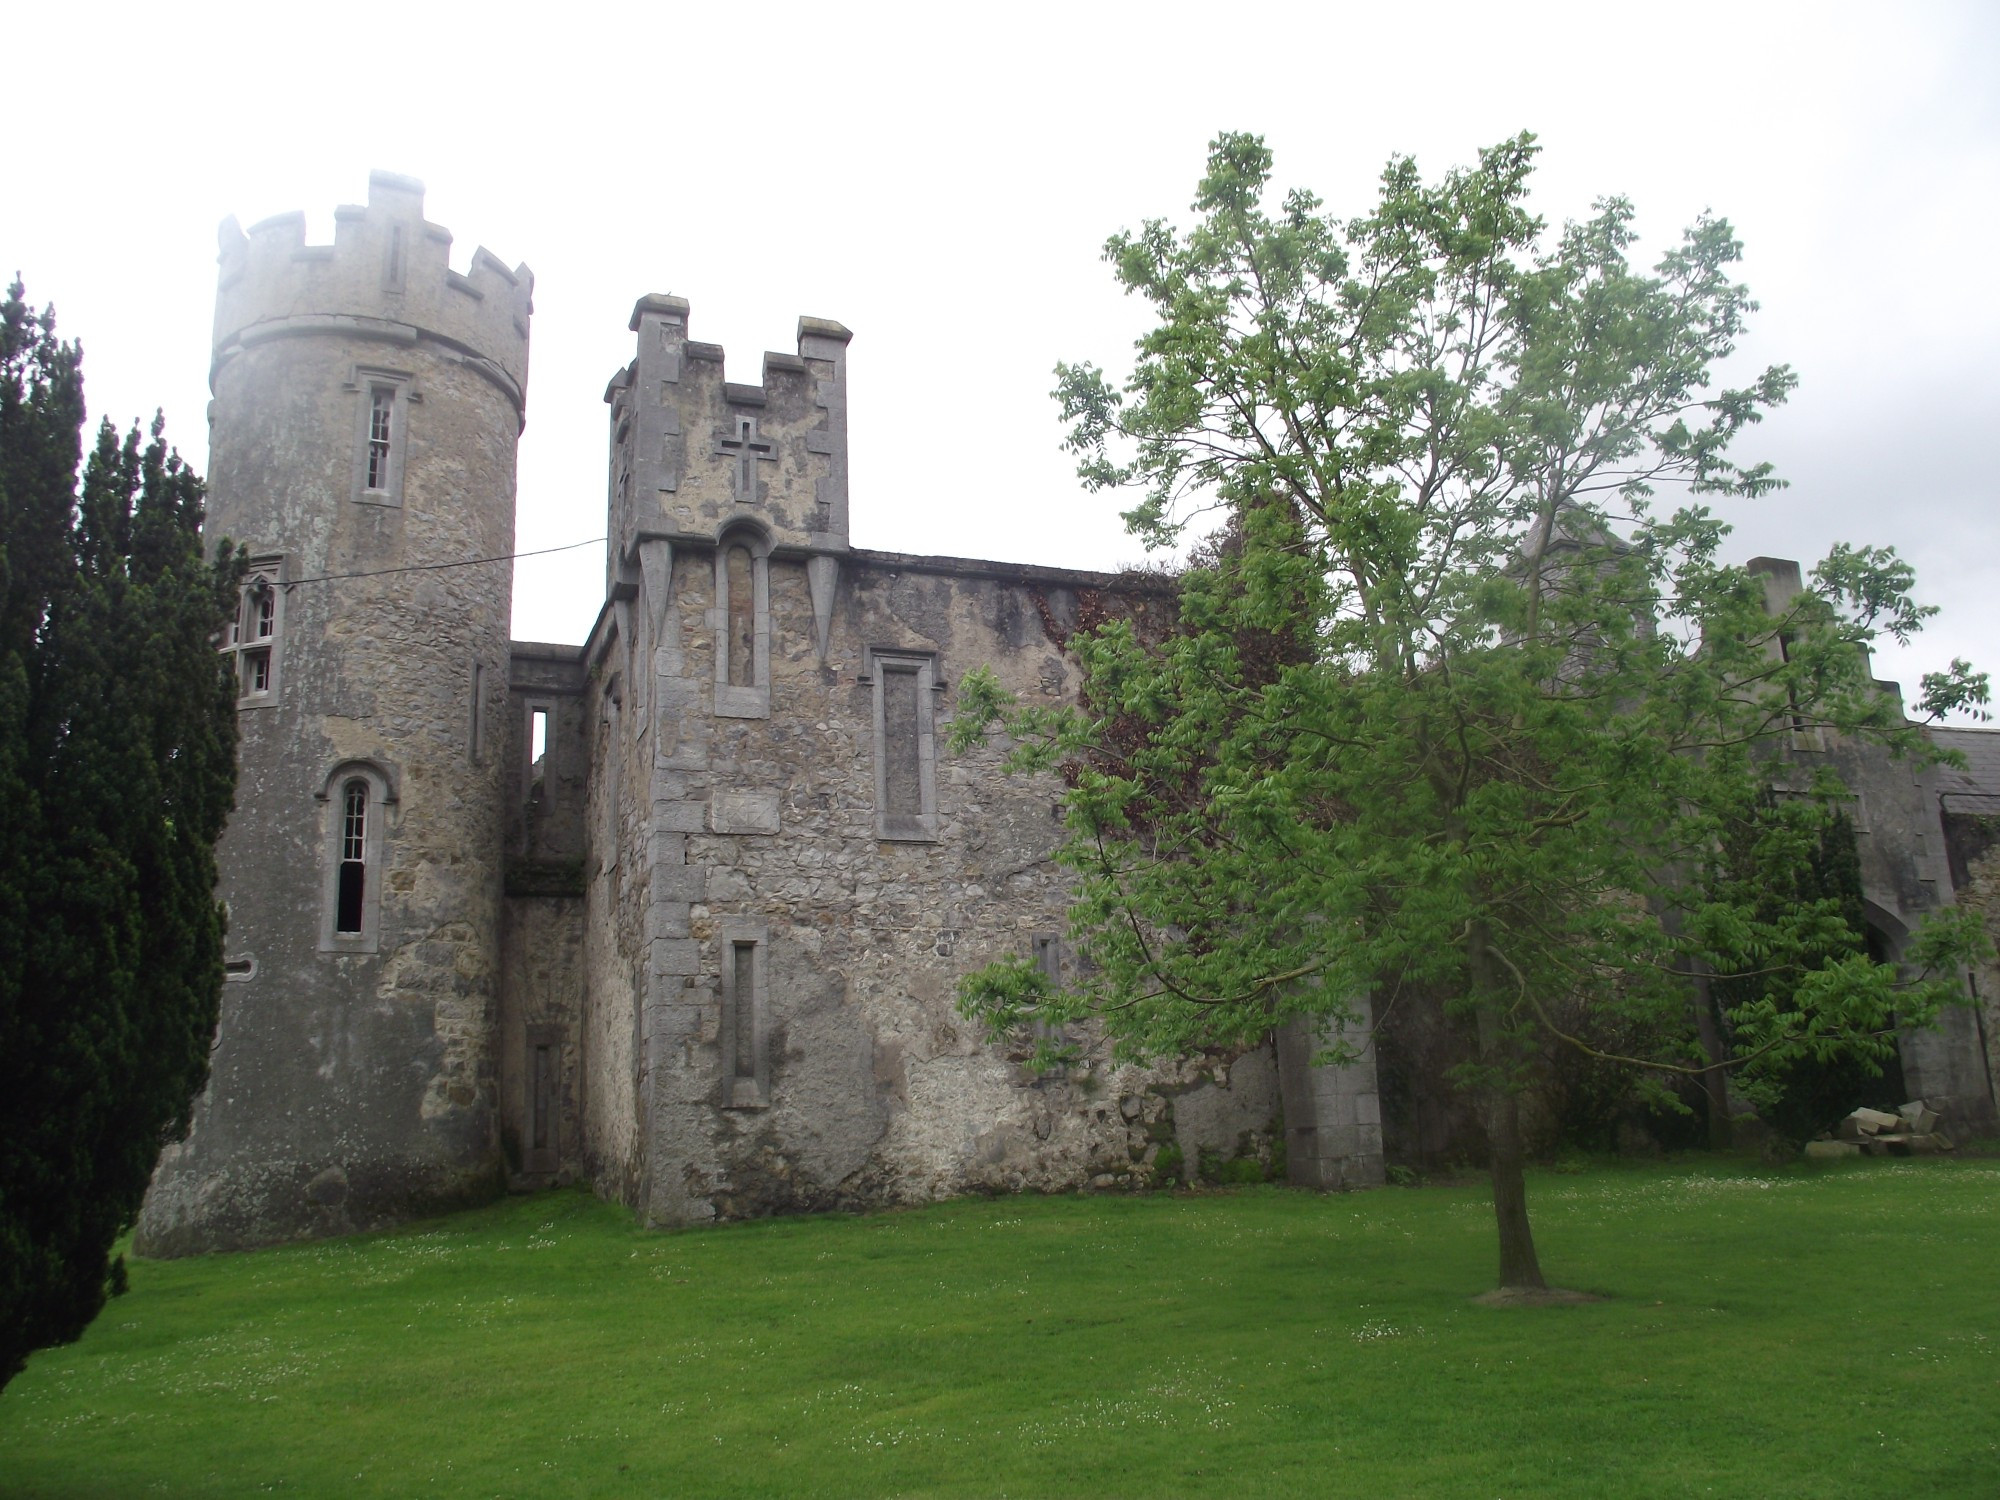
[2,1157,1996,1498]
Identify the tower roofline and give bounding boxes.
[212,172,533,416]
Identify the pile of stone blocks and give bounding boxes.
[1803,1101,1954,1160]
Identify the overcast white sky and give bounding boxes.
[10,1,1995,712]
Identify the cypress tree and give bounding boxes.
[0,281,241,1392]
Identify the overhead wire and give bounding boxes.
[278,537,605,587]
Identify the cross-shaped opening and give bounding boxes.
[717,416,777,504]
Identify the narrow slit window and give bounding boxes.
[383,225,405,291]
[732,943,756,1078]
[869,650,939,841]
[243,648,271,696]
[597,685,622,875]
[881,667,921,818]
[469,663,484,763]
[711,533,770,718]
[336,780,367,935]
[528,706,550,800]
[1033,934,1061,984]
[725,545,756,687]
[1031,934,1066,1053]
[1775,630,1823,746]
[531,1043,554,1152]
[366,389,394,491]
[1777,632,1806,733]
[720,922,769,1109]
[253,590,276,640]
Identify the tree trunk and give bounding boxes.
[1688,963,1734,1150]
[1654,900,1733,1150]
[1469,928,1547,1291]
[1480,1075,1547,1290]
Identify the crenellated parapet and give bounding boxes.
[604,295,850,566]
[212,171,533,425]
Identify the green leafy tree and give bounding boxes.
[951,136,1987,1293]
[0,281,242,1391]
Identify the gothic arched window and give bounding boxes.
[221,557,286,706]
[319,761,394,953]
[713,527,771,719]
[725,543,756,687]
[336,780,368,935]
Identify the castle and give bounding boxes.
[135,174,2000,1255]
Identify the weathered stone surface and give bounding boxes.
[710,790,782,835]
[1277,1006,1385,1190]
[1747,574,1997,1142]
[1837,1107,1907,1141]
[560,301,1282,1230]
[1931,729,2000,1134]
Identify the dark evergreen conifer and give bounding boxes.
[0,281,240,1393]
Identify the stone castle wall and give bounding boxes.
[1936,729,2000,1121]
[579,537,1289,1226]
[1751,562,1997,1130]
[1944,829,2000,1112]
[566,296,1308,1228]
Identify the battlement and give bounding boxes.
[213,171,533,415]
[602,294,851,566]
[612,295,852,400]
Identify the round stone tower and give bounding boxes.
[136,172,533,1254]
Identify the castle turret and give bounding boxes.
[604,297,851,662]
[137,172,533,1253]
